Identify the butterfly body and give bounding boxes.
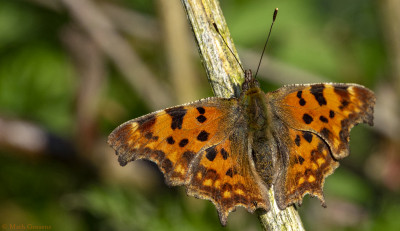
[239,70,276,188]
[108,70,375,225]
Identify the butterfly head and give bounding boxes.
[241,69,260,95]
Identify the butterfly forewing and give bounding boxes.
[109,98,234,183]
[269,83,375,159]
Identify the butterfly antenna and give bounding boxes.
[254,8,278,79]
[212,23,245,73]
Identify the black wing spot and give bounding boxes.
[298,155,305,165]
[179,138,189,147]
[197,130,210,141]
[295,135,301,147]
[310,84,327,106]
[303,113,313,124]
[196,115,207,123]
[319,115,329,123]
[302,131,313,143]
[196,107,205,114]
[220,148,229,160]
[166,136,175,144]
[226,168,234,177]
[297,91,303,98]
[205,146,217,161]
[329,110,335,118]
[299,98,306,106]
[166,106,187,130]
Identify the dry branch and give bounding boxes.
[180,0,305,230]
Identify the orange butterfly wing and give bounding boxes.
[108,98,269,225]
[109,82,375,222]
[267,83,375,208]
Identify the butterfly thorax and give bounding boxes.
[241,70,269,131]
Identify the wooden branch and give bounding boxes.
[181,0,244,98]
[180,0,305,230]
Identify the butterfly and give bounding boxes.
[108,68,375,225]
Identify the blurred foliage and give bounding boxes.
[0,0,398,231]
[0,2,76,138]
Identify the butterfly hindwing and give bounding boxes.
[188,127,269,225]
[273,127,339,208]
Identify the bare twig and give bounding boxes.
[181,0,244,98]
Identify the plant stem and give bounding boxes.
[180,0,305,230]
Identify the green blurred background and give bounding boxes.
[0,0,399,230]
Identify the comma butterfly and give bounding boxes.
[107,10,375,226]
[108,70,375,225]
